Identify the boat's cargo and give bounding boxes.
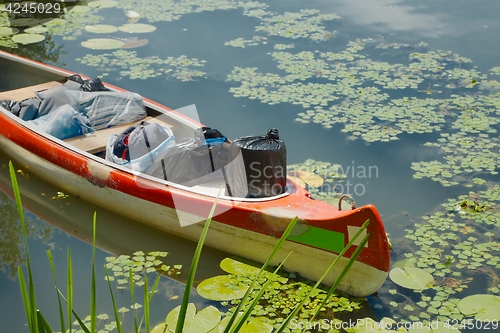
[233,128,287,198]
[146,127,247,197]
[106,121,176,172]
[2,98,40,120]
[26,104,94,140]
[63,90,147,130]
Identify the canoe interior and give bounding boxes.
[0,70,264,198]
[0,56,63,92]
[0,79,183,154]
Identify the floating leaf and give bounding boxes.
[197,275,248,301]
[0,27,19,36]
[287,175,306,188]
[165,304,220,333]
[457,294,500,321]
[218,316,273,333]
[118,23,156,33]
[389,266,434,290]
[24,26,48,34]
[84,24,119,34]
[220,257,262,276]
[289,170,324,187]
[150,322,167,333]
[11,33,45,45]
[81,38,125,50]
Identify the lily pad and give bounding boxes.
[43,18,69,26]
[84,24,118,34]
[0,27,19,36]
[88,0,117,8]
[289,170,324,187]
[24,26,48,34]
[68,5,91,13]
[197,275,248,301]
[118,23,157,33]
[288,175,306,188]
[457,294,500,320]
[11,33,45,45]
[220,257,262,276]
[218,316,273,333]
[165,303,220,333]
[81,38,125,50]
[389,266,434,290]
[150,322,167,333]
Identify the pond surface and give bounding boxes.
[1,0,500,332]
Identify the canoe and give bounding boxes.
[0,50,390,297]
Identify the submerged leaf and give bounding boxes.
[81,38,125,50]
[118,23,156,33]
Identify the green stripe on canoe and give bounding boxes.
[288,226,345,253]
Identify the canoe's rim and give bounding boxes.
[0,51,293,203]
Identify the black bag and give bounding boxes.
[233,128,287,198]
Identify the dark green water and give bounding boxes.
[1,0,500,331]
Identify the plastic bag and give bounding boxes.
[106,123,176,172]
[26,104,94,140]
[145,129,247,197]
[63,90,147,130]
[233,128,287,198]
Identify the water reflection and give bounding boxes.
[329,0,449,37]
[0,184,53,279]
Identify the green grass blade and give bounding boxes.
[10,161,38,332]
[106,267,123,333]
[90,213,97,333]
[17,267,32,330]
[37,310,55,333]
[67,247,73,333]
[69,308,91,333]
[230,251,293,333]
[175,190,221,333]
[47,249,66,333]
[224,216,299,333]
[311,233,370,321]
[144,275,150,333]
[55,288,92,333]
[275,220,371,333]
[129,270,139,333]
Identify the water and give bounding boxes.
[1,0,500,331]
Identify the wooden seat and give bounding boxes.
[64,116,173,154]
[0,81,63,101]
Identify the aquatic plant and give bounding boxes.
[77,50,207,80]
